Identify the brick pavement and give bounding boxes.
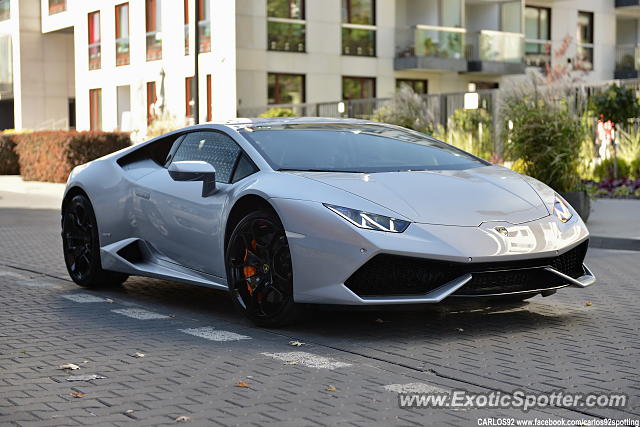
[0,208,639,426]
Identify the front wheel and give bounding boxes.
[225,210,302,327]
[61,194,128,288]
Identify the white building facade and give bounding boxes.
[0,0,639,132]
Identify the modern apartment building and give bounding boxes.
[0,0,638,132]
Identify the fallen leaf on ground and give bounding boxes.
[59,363,80,370]
[175,415,191,422]
[66,374,106,382]
[375,318,384,324]
[325,386,337,391]
[125,409,134,414]
[235,381,250,388]
[131,352,145,358]
[70,392,86,398]
[585,301,593,307]
[105,299,114,304]
[169,314,177,318]
[288,340,304,347]
[455,328,464,332]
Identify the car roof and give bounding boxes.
[216,116,378,131]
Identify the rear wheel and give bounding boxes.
[225,210,302,327]
[62,194,128,288]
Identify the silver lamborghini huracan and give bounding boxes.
[61,118,595,326]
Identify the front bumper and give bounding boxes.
[271,198,594,305]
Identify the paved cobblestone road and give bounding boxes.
[1,208,639,426]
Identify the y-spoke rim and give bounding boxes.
[228,217,293,319]
[62,199,95,282]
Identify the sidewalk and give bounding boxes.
[0,175,64,210]
[588,198,640,251]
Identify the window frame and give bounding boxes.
[342,76,376,100]
[88,11,101,70]
[396,79,428,95]
[576,11,594,70]
[341,0,376,57]
[267,0,306,53]
[115,2,130,66]
[167,130,258,184]
[146,81,157,126]
[89,88,102,131]
[268,72,306,105]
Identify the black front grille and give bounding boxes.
[344,240,588,297]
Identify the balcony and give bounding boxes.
[146,31,162,61]
[116,37,129,66]
[466,30,525,74]
[48,0,66,15]
[268,19,306,52]
[395,25,467,72]
[525,39,551,70]
[615,44,640,79]
[88,43,101,70]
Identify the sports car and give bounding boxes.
[62,118,595,326]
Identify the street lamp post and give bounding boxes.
[193,0,200,124]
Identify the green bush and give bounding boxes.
[630,158,640,180]
[593,158,631,181]
[613,185,632,197]
[590,84,640,126]
[502,99,584,193]
[14,131,131,183]
[258,107,296,118]
[435,108,493,160]
[0,134,19,175]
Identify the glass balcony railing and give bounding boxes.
[396,25,466,60]
[468,30,524,63]
[525,39,551,68]
[48,0,66,15]
[146,31,162,61]
[0,0,9,21]
[116,37,130,66]
[88,43,101,70]
[342,26,376,57]
[615,44,640,71]
[268,20,306,52]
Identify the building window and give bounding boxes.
[268,73,305,104]
[342,76,375,100]
[49,0,66,15]
[206,74,212,122]
[0,0,9,21]
[89,89,102,131]
[186,76,194,120]
[576,11,594,70]
[524,6,551,69]
[267,0,305,52]
[115,3,130,66]
[68,98,76,129]
[88,11,101,70]
[185,0,211,55]
[341,0,376,57]
[396,79,428,94]
[146,0,162,61]
[146,81,157,126]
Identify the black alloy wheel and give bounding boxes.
[61,194,128,288]
[226,210,302,327]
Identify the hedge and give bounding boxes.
[12,131,131,183]
[0,134,19,175]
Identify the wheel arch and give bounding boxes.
[61,186,90,211]
[224,194,279,253]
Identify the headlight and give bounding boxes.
[553,194,573,223]
[324,204,410,233]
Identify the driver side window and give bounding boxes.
[171,131,242,183]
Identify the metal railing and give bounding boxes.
[467,30,524,63]
[396,25,466,60]
[342,24,376,57]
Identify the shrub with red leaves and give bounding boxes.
[13,131,131,183]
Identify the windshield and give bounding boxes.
[240,123,488,173]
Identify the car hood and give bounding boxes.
[291,166,550,226]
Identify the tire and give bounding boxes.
[61,194,128,288]
[225,210,303,327]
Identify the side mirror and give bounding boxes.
[168,161,217,197]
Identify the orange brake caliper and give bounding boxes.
[243,240,258,295]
